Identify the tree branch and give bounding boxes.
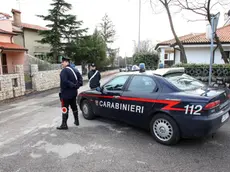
[176,0,207,16]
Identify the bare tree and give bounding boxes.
[176,0,230,63]
[99,13,116,45]
[133,39,156,53]
[150,0,188,63]
[99,13,117,65]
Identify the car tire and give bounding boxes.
[150,113,180,145]
[81,99,95,120]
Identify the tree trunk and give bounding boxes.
[207,0,228,63]
[164,2,187,63]
[215,34,229,63]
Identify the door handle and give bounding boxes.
[113,95,120,99]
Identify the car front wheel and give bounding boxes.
[150,113,180,145]
[81,99,95,120]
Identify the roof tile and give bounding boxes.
[0,29,17,35]
[157,24,230,46]
[0,12,11,18]
[13,22,48,31]
[0,42,27,51]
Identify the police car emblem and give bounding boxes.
[95,100,99,106]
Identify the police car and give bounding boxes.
[77,68,230,145]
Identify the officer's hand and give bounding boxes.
[76,84,81,89]
[59,92,61,100]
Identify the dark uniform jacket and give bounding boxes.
[60,65,83,99]
[88,70,101,89]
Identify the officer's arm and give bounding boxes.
[76,71,83,87]
[98,71,101,80]
[60,70,77,88]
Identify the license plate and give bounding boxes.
[221,113,229,123]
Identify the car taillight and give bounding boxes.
[204,100,220,110]
[228,94,230,99]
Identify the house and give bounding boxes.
[11,9,50,59]
[155,24,230,66]
[0,12,27,74]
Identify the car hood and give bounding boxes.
[79,89,101,96]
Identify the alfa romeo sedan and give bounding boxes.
[77,68,230,145]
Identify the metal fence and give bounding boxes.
[25,54,61,72]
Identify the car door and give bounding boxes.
[119,75,160,128]
[96,75,130,119]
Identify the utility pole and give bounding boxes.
[208,12,220,86]
[125,52,127,68]
[138,0,141,52]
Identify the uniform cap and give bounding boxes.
[61,56,71,62]
[91,63,96,67]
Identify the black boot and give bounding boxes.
[57,114,68,130]
[73,111,79,126]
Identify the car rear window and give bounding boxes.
[164,73,205,90]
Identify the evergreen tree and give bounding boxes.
[73,29,107,68]
[37,0,86,63]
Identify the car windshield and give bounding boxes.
[164,73,205,90]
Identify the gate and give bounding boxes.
[24,64,33,90]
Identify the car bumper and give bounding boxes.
[176,106,230,138]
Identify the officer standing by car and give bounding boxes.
[57,56,83,130]
[88,63,101,89]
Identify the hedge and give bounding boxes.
[173,63,230,82]
[133,52,159,70]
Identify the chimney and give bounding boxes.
[11,9,21,26]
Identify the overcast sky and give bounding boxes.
[0,0,228,57]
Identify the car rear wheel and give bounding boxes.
[150,113,180,145]
[81,99,95,120]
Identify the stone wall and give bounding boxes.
[0,65,25,101]
[31,64,61,92]
[31,64,119,92]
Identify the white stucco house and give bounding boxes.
[155,24,230,66]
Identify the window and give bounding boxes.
[164,54,168,60]
[164,73,205,91]
[12,78,18,87]
[104,75,129,91]
[128,76,157,92]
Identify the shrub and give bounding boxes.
[173,63,230,82]
[133,52,159,70]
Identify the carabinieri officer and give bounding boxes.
[57,56,83,130]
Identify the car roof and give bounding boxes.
[152,67,185,76]
[116,67,185,77]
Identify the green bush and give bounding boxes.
[133,52,159,70]
[174,63,230,69]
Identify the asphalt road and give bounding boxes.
[0,74,230,172]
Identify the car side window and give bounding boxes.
[128,76,156,92]
[104,75,129,91]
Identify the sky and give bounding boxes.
[0,0,229,57]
